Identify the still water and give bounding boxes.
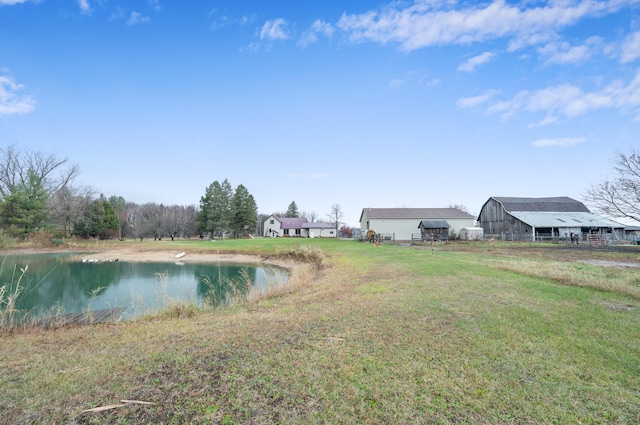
[0,253,287,320]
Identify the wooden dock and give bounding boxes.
[38,307,126,328]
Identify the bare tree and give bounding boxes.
[0,144,79,198]
[327,203,344,236]
[47,184,95,237]
[448,204,470,213]
[584,148,640,223]
[301,210,318,223]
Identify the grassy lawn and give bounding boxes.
[1,238,639,424]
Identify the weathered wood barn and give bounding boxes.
[477,196,625,242]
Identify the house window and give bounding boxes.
[295,229,301,235]
[283,229,289,235]
[330,231,335,235]
[269,219,274,224]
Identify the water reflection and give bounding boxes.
[0,253,287,320]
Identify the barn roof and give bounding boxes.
[492,196,590,213]
[418,220,451,229]
[360,208,474,222]
[509,212,625,229]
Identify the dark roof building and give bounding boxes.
[477,196,624,242]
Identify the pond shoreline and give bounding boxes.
[1,247,295,270]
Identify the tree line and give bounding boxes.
[0,146,259,242]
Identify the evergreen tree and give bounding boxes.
[197,179,234,238]
[73,199,119,239]
[285,201,299,218]
[0,170,48,238]
[231,184,258,236]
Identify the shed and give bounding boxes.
[418,220,450,241]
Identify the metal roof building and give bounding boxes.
[478,196,625,242]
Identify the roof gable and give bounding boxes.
[274,217,308,229]
[418,220,451,229]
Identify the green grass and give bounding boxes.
[1,238,640,424]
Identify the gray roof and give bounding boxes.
[361,208,474,221]
[303,222,334,229]
[274,217,308,229]
[418,220,451,229]
[492,196,590,213]
[509,212,625,228]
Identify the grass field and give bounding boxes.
[1,238,639,424]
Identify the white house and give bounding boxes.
[359,208,476,241]
[263,215,336,238]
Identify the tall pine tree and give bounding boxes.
[197,179,234,238]
[231,184,258,237]
[285,201,299,218]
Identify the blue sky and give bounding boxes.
[1,0,639,226]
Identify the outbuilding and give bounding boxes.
[360,207,476,241]
[477,196,625,242]
[418,220,450,241]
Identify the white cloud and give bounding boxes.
[621,31,640,63]
[532,137,587,147]
[260,18,288,41]
[310,173,328,179]
[336,0,636,52]
[458,52,495,72]
[128,11,150,26]
[457,89,500,109]
[468,69,640,124]
[0,75,36,116]
[77,0,90,14]
[148,0,161,12]
[538,37,602,65]
[390,78,407,88]
[298,19,334,48]
[0,0,30,5]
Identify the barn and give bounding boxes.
[360,208,476,241]
[477,196,625,242]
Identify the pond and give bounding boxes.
[0,253,288,321]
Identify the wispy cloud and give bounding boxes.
[298,19,334,48]
[0,0,30,5]
[336,1,635,53]
[457,89,500,109]
[532,137,586,147]
[147,0,161,13]
[620,31,640,63]
[310,173,328,179]
[458,52,495,72]
[0,74,36,116]
[209,9,256,30]
[128,11,150,26]
[260,18,288,40]
[460,70,640,124]
[77,0,90,15]
[537,37,602,65]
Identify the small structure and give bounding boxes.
[418,220,450,241]
[459,227,484,240]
